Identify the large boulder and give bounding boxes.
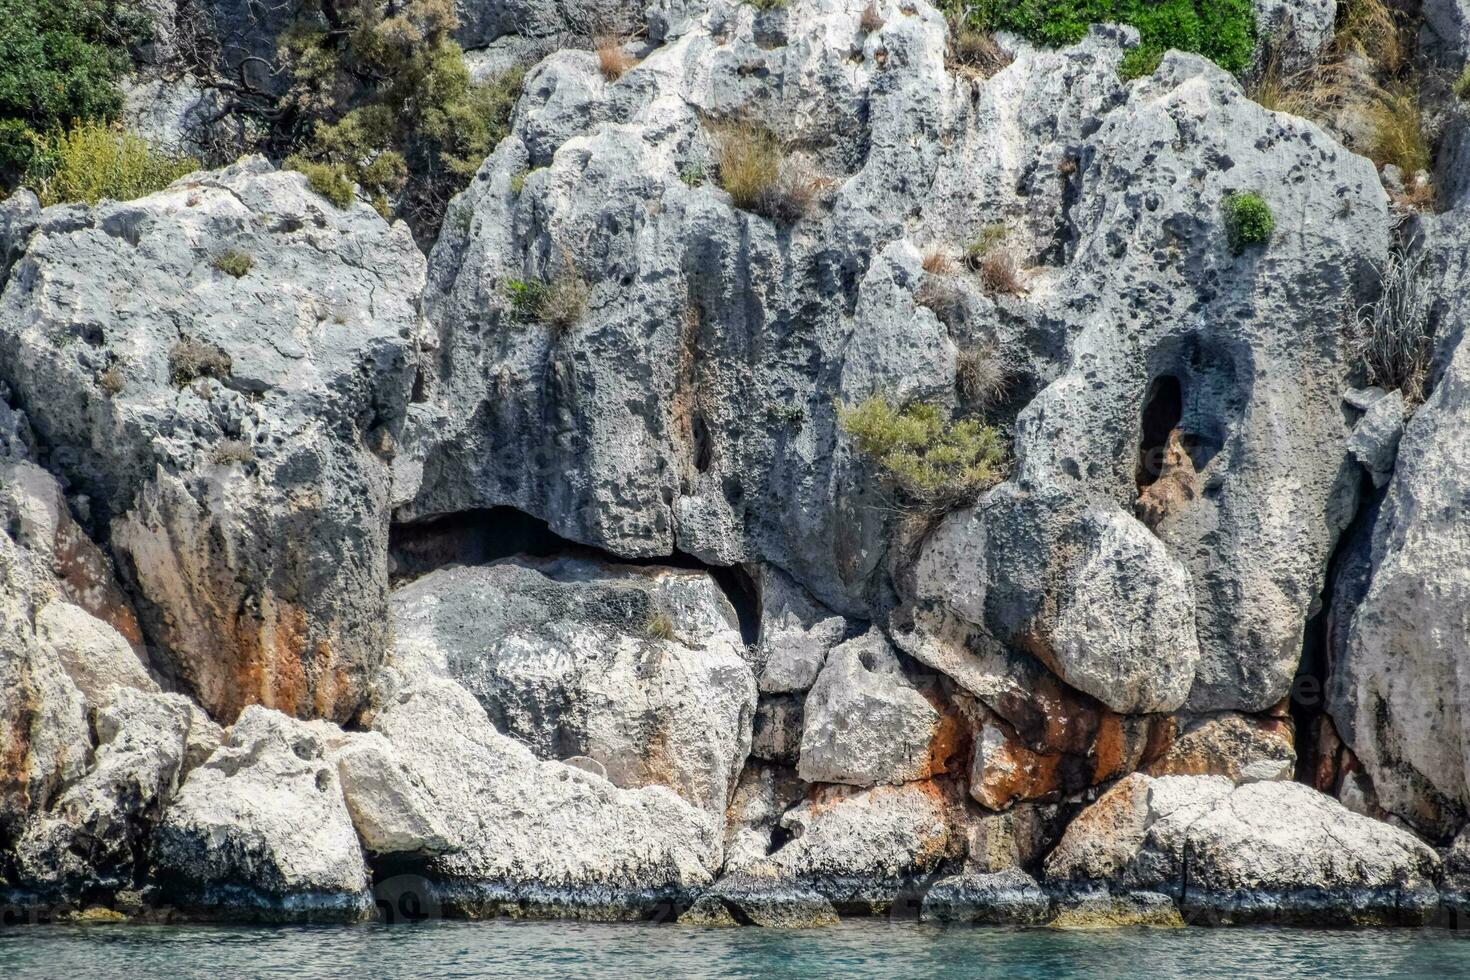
[0,157,425,724]
[152,706,374,920]
[797,629,943,787]
[1045,773,1441,925]
[388,556,755,816]
[1327,211,1470,840]
[367,678,720,917]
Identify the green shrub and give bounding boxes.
[0,0,149,186]
[286,156,357,209]
[1456,65,1470,101]
[838,397,1006,508]
[213,250,254,278]
[744,0,789,9]
[715,122,820,222]
[278,2,522,235]
[964,222,1008,265]
[679,164,706,188]
[644,611,677,641]
[24,121,197,206]
[954,0,1256,76]
[1223,191,1273,251]
[503,269,588,330]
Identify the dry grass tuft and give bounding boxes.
[715,123,823,222]
[978,250,1024,296]
[860,1,885,33]
[596,36,638,81]
[1334,0,1403,73]
[955,341,1008,409]
[948,20,1012,78]
[921,247,956,275]
[1367,84,1431,176]
[1350,245,1434,403]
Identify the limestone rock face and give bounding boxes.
[920,867,1051,925]
[367,678,720,916]
[755,567,848,695]
[1327,210,1470,840]
[389,557,755,815]
[15,689,197,896]
[730,781,971,911]
[797,629,941,787]
[1143,714,1296,783]
[152,706,374,920]
[35,601,157,705]
[1045,774,1440,925]
[913,52,1387,717]
[0,158,425,724]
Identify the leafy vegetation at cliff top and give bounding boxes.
[945,0,1257,78]
[0,0,149,187]
[27,121,197,207]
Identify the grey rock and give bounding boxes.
[681,873,840,928]
[1328,212,1470,840]
[755,566,848,695]
[1048,889,1183,929]
[962,802,1067,874]
[920,867,1051,925]
[120,74,231,160]
[1423,0,1470,64]
[1251,0,1337,75]
[914,52,1388,715]
[1046,773,1441,925]
[1346,389,1407,488]
[153,706,374,920]
[0,157,425,724]
[731,781,970,912]
[35,601,157,706]
[797,629,940,787]
[388,557,755,816]
[14,688,196,896]
[722,761,805,870]
[333,734,455,857]
[368,678,720,916]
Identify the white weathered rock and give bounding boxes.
[389,557,755,816]
[0,157,425,724]
[152,706,373,920]
[15,688,195,895]
[755,567,848,694]
[332,734,454,857]
[36,601,157,705]
[1045,773,1441,925]
[1346,389,1406,488]
[798,629,940,787]
[369,678,720,916]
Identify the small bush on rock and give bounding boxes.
[978,250,1024,295]
[286,156,357,209]
[1223,191,1273,251]
[168,336,232,387]
[948,20,1013,76]
[861,2,886,33]
[596,37,637,80]
[644,611,677,641]
[213,250,254,278]
[1367,85,1430,177]
[965,223,1008,267]
[715,123,822,223]
[838,397,1006,508]
[1455,66,1470,101]
[504,267,589,331]
[25,121,197,206]
[956,341,1009,409]
[1351,244,1433,403]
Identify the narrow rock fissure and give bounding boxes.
[389,506,761,644]
[1136,374,1183,492]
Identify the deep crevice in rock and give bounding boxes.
[1136,374,1183,491]
[389,506,761,644]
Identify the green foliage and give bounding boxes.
[965,222,1008,262]
[644,611,677,641]
[1223,191,1273,251]
[838,397,1006,508]
[679,164,706,188]
[0,0,148,185]
[285,156,357,209]
[744,0,789,9]
[213,250,254,278]
[953,0,1256,76]
[24,121,197,206]
[1119,45,1164,79]
[279,1,523,234]
[503,269,589,331]
[1455,65,1470,101]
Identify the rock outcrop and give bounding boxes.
[0,158,425,724]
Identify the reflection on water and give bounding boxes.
[3,918,1470,979]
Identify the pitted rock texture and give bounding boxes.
[0,157,425,724]
[389,556,755,815]
[1046,773,1441,925]
[1327,210,1470,841]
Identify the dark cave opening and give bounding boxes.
[1136,374,1183,491]
[389,506,761,645]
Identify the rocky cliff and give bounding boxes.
[1,0,1468,929]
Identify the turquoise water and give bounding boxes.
[3,920,1470,978]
